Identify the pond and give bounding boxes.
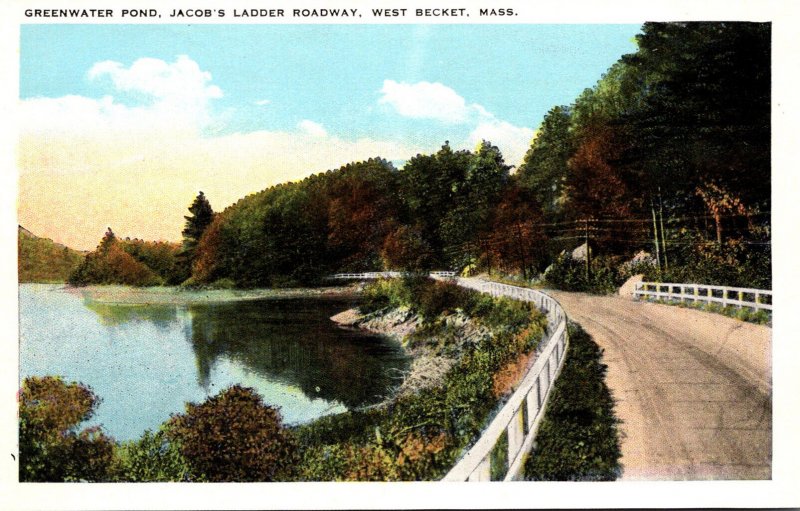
[18,284,409,441]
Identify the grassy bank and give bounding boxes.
[293,276,548,480]
[523,322,622,481]
[644,297,771,325]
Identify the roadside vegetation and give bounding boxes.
[642,298,771,326]
[523,322,621,480]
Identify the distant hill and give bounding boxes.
[18,226,85,283]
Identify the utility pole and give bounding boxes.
[584,218,591,282]
[658,189,669,272]
[651,199,662,270]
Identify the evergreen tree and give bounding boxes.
[181,192,214,275]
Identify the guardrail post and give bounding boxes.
[507,406,525,468]
[527,378,541,430]
[468,456,491,482]
[738,290,744,309]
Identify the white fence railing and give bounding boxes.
[330,271,456,280]
[442,279,569,481]
[633,282,772,312]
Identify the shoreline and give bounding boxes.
[24,282,363,305]
[332,306,492,400]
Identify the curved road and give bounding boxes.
[546,290,771,480]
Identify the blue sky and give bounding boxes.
[21,24,639,140]
[19,24,640,249]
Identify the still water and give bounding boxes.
[19,284,409,441]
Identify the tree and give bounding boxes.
[485,187,548,279]
[440,141,510,270]
[19,376,117,482]
[564,121,634,255]
[69,228,163,286]
[381,224,434,271]
[325,159,400,271]
[166,385,297,482]
[621,22,771,215]
[517,106,574,220]
[399,142,473,266]
[180,191,214,275]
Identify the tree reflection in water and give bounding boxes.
[186,298,409,408]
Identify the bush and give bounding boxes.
[117,428,196,482]
[166,385,298,482]
[544,254,620,294]
[19,376,117,482]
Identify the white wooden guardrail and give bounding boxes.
[442,279,569,481]
[633,282,772,311]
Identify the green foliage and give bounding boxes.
[640,229,771,289]
[649,298,771,325]
[120,238,184,285]
[166,385,298,482]
[117,428,197,482]
[179,191,214,276]
[360,277,415,314]
[19,376,117,482]
[517,105,573,219]
[489,429,508,481]
[68,228,165,287]
[18,226,84,283]
[524,323,621,481]
[544,254,620,294]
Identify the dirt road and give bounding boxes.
[546,290,771,480]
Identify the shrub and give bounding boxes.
[117,428,196,482]
[544,254,619,294]
[166,385,297,482]
[19,376,117,482]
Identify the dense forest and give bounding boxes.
[65,22,771,291]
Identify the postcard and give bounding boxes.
[2,0,799,509]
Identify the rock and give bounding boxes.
[619,274,644,298]
[572,242,591,261]
[330,308,361,325]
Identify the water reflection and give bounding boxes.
[185,299,408,408]
[83,300,179,328]
[52,289,407,418]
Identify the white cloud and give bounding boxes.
[378,79,534,165]
[255,99,271,106]
[298,119,327,138]
[18,58,430,250]
[469,119,535,169]
[379,80,470,123]
[88,55,222,103]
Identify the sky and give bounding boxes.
[18,24,641,250]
